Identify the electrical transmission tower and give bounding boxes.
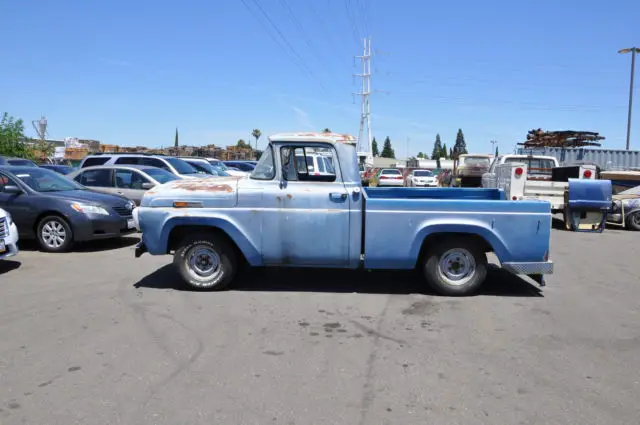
[353,38,372,159]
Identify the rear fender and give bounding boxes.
[159,216,262,266]
[410,222,509,265]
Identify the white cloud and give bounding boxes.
[291,106,315,130]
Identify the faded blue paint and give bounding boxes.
[135,136,553,274]
[567,178,613,209]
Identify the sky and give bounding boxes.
[1,0,639,157]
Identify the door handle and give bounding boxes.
[329,192,348,201]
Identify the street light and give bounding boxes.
[619,47,639,150]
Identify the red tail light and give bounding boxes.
[395,176,403,179]
[583,170,592,178]
[512,195,517,200]
[380,176,388,179]
[515,167,524,176]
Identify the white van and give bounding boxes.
[0,208,19,260]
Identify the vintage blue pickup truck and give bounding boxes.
[133,132,555,296]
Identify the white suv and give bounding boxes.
[0,208,19,260]
[79,154,202,179]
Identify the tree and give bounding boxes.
[322,128,331,133]
[251,128,262,150]
[0,113,34,159]
[441,142,448,159]
[453,128,468,157]
[431,134,442,160]
[449,147,453,158]
[236,139,250,149]
[417,151,425,159]
[174,127,179,148]
[380,136,395,158]
[371,137,379,156]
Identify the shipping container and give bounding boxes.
[517,147,640,170]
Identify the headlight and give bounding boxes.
[71,203,110,215]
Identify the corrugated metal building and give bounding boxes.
[516,147,640,170]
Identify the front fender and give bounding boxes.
[140,210,262,266]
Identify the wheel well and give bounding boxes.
[33,211,70,234]
[167,225,248,266]
[416,232,493,266]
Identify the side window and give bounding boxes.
[250,146,276,181]
[114,157,140,165]
[141,158,170,171]
[0,172,20,189]
[115,170,150,189]
[280,146,337,182]
[79,169,113,187]
[82,157,110,167]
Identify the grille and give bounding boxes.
[0,218,6,238]
[112,206,132,217]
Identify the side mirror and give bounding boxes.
[3,185,22,194]
[141,182,155,190]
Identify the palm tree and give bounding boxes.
[322,128,331,133]
[251,129,262,151]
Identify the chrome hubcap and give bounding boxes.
[187,246,222,282]
[437,248,476,286]
[42,221,66,248]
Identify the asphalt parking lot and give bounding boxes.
[1,226,639,425]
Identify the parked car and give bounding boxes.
[0,156,38,167]
[406,169,438,187]
[78,153,201,179]
[0,166,137,252]
[205,158,246,177]
[371,168,405,187]
[178,157,231,177]
[67,165,182,206]
[223,161,256,172]
[39,164,75,175]
[0,207,19,260]
[133,131,556,296]
[608,184,640,230]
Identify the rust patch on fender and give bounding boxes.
[286,193,293,199]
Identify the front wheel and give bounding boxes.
[37,215,74,253]
[173,234,237,290]
[422,237,488,296]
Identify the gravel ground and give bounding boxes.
[0,226,639,425]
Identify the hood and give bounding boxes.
[141,176,242,208]
[42,190,131,206]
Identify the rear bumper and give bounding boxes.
[502,261,554,275]
[413,182,438,187]
[378,180,404,187]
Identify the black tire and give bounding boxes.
[173,233,237,290]
[625,211,640,231]
[36,215,74,253]
[422,237,488,296]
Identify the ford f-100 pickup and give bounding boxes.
[133,132,554,296]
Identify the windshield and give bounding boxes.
[414,170,434,177]
[251,146,275,180]
[164,157,199,175]
[619,184,640,196]
[208,159,230,172]
[142,167,181,184]
[12,167,84,192]
[8,159,38,167]
[186,160,215,175]
[463,157,491,166]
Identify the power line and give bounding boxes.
[240,0,326,91]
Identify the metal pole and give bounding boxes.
[625,49,636,150]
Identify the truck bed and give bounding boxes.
[362,187,551,269]
[364,187,506,200]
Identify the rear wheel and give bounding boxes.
[422,237,488,296]
[626,211,640,231]
[173,234,237,290]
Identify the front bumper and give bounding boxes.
[72,213,137,242]
[0,222,19,260]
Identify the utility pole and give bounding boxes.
[490,140,497,154]
[619,47,639,150]
[353,38,372,162]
